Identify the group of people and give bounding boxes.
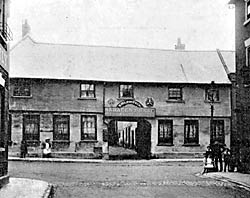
[203,141,231,174]
[20,138,52,158]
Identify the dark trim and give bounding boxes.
[157,143,174,146]
[182,143,200,147]
[155,115,231,119]
[77,97,97,100]
[9,110,103,114]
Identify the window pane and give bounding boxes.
[13,82,31,97]
[158,120,173,144]
[54,115,70,140]
[23,115,39,141]
[81,115,96,140]
[120,84,133,98]
[168,87,182,100]
[184,120,198,144]
[80,83,95,98]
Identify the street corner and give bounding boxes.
[196,172,250,192]
[0,177,54,198]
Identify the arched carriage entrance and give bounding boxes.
[104,99,155,159]
[106,118,152,159]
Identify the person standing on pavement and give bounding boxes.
[20,140,28,158]
[223,147,231,172]
[211,141,225,172]
[41,138,52,158]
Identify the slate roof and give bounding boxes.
[10,35,235,84]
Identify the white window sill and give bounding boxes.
[244,18,250,26]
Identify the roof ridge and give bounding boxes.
[16,36,235,52]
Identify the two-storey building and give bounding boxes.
[229,0,250,172]
[9,33,235,159]
[0,0,11,188]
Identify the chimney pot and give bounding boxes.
[175,38,185,50]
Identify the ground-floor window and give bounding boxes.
[158,120,173,145]
[23,114,40,142]
[184,120,199,145]
[211,120,224,144]
[53,115,70,141]
[81,115,97,141]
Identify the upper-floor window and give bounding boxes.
[205,87,219,102]
[184,120,199,145]
[119,84,133,98]
[80,83,95,98]
[168,87,182,100]
[13,81,31,97]
[246,1,250,20]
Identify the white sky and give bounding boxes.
[8,0,235,50]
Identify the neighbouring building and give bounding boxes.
[0,0,12,188]
[9,31,235,159]
[229,0,250,173]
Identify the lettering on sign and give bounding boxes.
[117,100,143,108]
[105,107,156,118]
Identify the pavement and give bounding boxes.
[0,177,53,198]
[197,171,250,192]
[2,157,249,197]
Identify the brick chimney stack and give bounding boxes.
[22,19,31,37]
[175,38,185,50]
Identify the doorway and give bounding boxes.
[107,119,151,159]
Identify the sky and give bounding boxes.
[8,0,235,50]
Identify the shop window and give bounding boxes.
[168,87,182,100]
[119,84,133,98]
[211,120,225,144]
[80,83,95,98]
[158,120,173,145]
[184,120,199,145]
[205,87,219,102]
[13,81,31,97]
[53,115,70,141]
[23,115,40,142]
[81,115,97,141]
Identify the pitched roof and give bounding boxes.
[10,35,235,84]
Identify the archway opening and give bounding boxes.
[107,119,151,159]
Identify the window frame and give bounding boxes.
[184,120,199,145]
[53,115,70,141]
[211,120,225,144]
[23,114,40,143]
[246,0,250,21]
[168,87,182,101]
[158,120,173,146]
[246,46,250,67]
[13,80,31,97]
[80,83,96,98]
[119,84,134,98]
[81,115,97,141]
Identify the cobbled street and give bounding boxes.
[8,161,250,198]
